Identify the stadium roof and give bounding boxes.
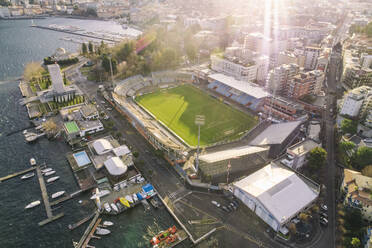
[199,145,269,164]
[93,138,113,155]
[48,64,65,94]
[233,163,318,225]
[64,121,80,134]
[208,73,271,99]
[104,157,128,176]
[250,121,301,146]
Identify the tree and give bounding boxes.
[351,237,361,248]
[341,119,358,135]
[63,73,67,85]
[339,141,356,166]
[23,62,44,81]
[82,43,88,55]
[362,165,372,177]
[185,42,197,62]
[352,147,372,170]
[88,42,94,54]
[102,55,117,74]
[307,147,327,171]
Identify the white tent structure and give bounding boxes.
[112,145,131,157]
[93,139,113,155]
[233,163,318,232]
[104,157,128,176]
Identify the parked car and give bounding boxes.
[227,204,234,211]
[222,206,230,212]
[321,204,328,211]
[232,200,239,207]
[319,217,328,226]
[211,201,221,208]
[320,212,328,219]
[229,202,237,210]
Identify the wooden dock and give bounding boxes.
[50,195,72,206]
[0,167,35,183]
[36,165,64,226]
[36,166,52,218]
[82,218,102,248]
[75,211,100,248]
[68,212,96,230]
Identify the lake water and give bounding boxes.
[0,18,179,248]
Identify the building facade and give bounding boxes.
[211,55,257,82]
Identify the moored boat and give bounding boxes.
[96,227,111,235]
[125,195,133,204]
[150,226,178,246]
[110,203,119,212]
[44,171,56,176]
[103,202,111,212]
[25,200,41,209]
[41,168,53,173]
[21,172,35,180]
[30,158,36,166]
[132,193,138,202]
[103,221,114,226]
[90,189,110,200]
[47,176,60,183]
[119,197,130,208]
[51,191,65,199]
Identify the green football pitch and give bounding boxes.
[135,84,258,147]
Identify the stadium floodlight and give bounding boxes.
[194,115,205,173]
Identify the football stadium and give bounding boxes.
[135,84,257,146]
[112,71,259,160]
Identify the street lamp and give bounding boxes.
[194,115,205,173]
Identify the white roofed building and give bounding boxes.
[93,138,113,155]
[104,157,128,176]
[233,163,319,232]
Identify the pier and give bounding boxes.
[74,211,100,248]
[0,167,35,183]
[36,165,64,226]
[32,25,118,43]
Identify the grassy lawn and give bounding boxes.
[136,85,258,146]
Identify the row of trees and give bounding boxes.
[82,22,208,82]
[349,22,372,38]
[44,56,79,66]
[338,206,365,248]
[339,140,372,170]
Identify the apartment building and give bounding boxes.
[339,86,372,118]
[287,70,324,99]
[266,63,300,95]
[211,54,257,82]
[304,46,321,70]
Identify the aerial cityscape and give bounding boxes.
[0,0,372,247]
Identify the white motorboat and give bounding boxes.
[21,172,35,180]
[44,171,56,176]
[103,221,114,226]
[132,193,138,202]
[125,195,133,204]
[90,189,110,200]
[47,176,60,183]
[30,158,36,166]
[41,168,53,173]
[96,227,111,236]
[110,203,119,213]
[103,202,111,212]
[51,191,65,199]
[25,200,41,209]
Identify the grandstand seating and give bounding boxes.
[208,81,262,111]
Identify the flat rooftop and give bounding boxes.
[233,163,319,225]
[64,121,80,134]
[250,121,301,146]
[287,139,319,156]
[209,73,271,99]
